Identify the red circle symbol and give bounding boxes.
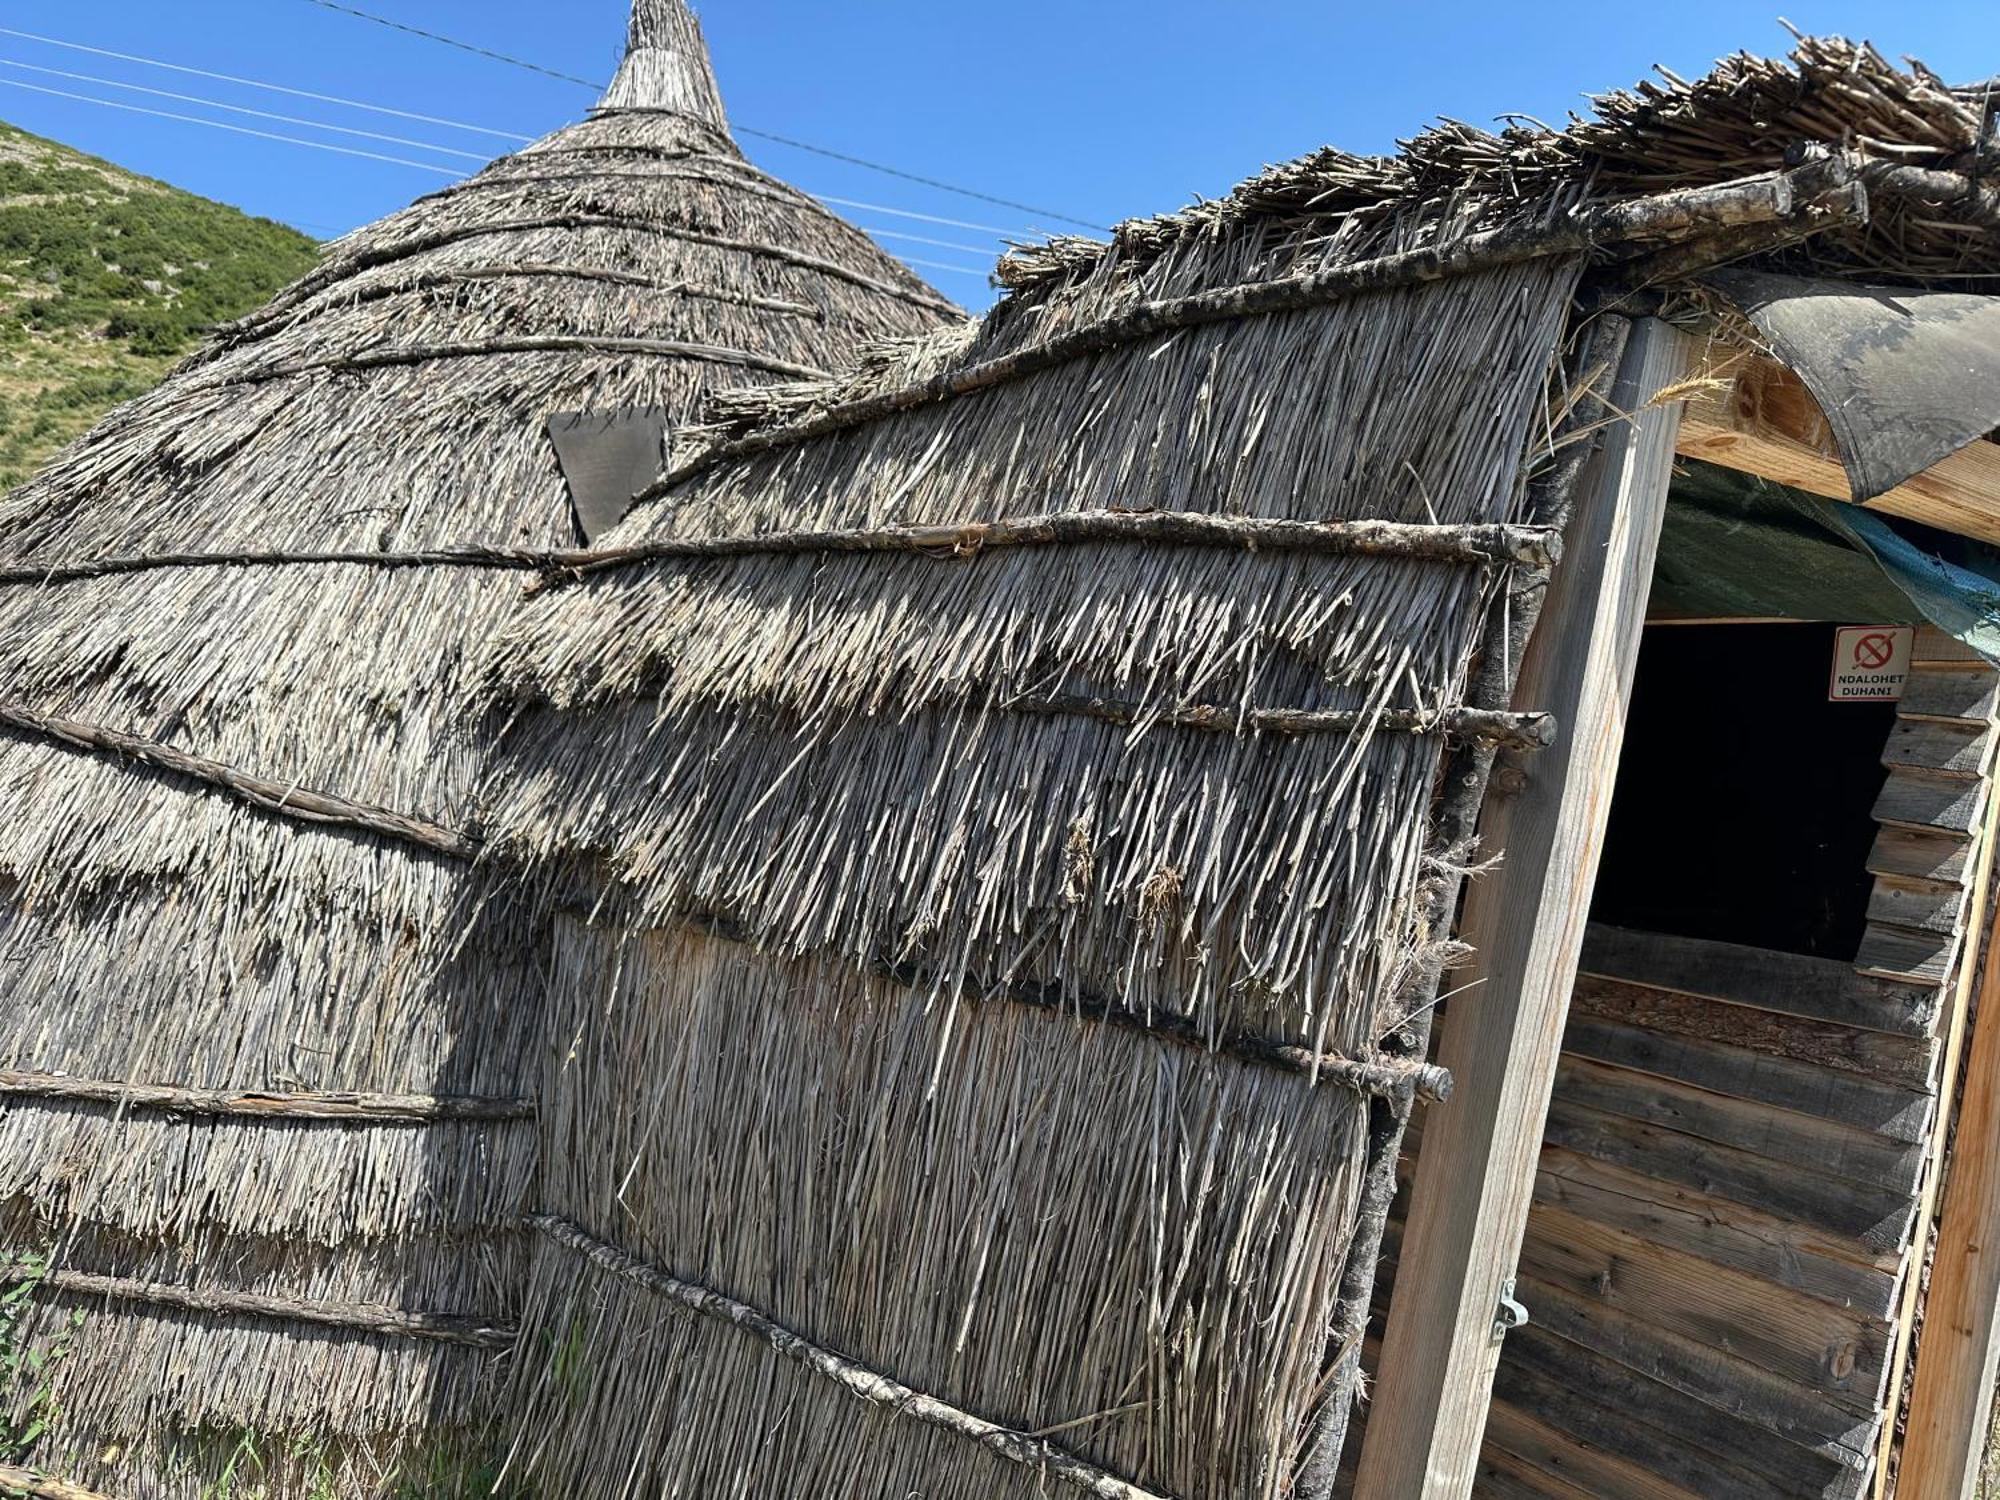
[1855,633,1896,669]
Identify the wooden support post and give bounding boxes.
[1887,831,2000,1497]
[1355,319,1694,1499]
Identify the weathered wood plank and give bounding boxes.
[1492,1348,1794,1499]
[1869,780,2000,1496]
[1578,925,1942,1037]
[1873,769,1985,836]
[1499,1321,1853,1498]
[1911,627,1986,665]
[1868,825,1974,887]
[1896,889,2000,1497]
[1881,718,1993,779]
[1899,665,2000,725]
[1517,1272,1881,1467]
[1482,1401,1704,1500]
[1361,321,1694,1500]
[1542,1096,1917,1253]
[1852,922,1956,987]
[1552,1055,1925,1192]
[1517,1205,1890,1407]
[1863,873,1969,939]
[1675,358,2000,547]
[1477,1441,1602,1500]
[1535,1146,1899,1312]
[1562,1015,1933,1142]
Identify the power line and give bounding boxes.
[732,126,1100,232]
[0,57,491,161]
[806,195,1019,239]
[889,253,991,280]
[291,0,1108,231]
[851,225,995,258]
[0,78,465,176]
[0,26,533,142]
[299,0,599,89]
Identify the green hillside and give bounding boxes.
[0,118,320,489]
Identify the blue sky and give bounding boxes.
[0,1,1991,306]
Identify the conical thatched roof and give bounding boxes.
[0,2,955,1493]
[467,36,2000,1500]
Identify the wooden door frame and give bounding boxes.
[1355,319,1696,1498]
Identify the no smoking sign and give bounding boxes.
[1830,625,1914,701]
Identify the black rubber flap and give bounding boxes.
[547,409,667,543]
[1705,269,2000,501]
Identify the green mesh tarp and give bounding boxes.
[1654,460,2000,663]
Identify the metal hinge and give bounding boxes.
[1492,1279,1530,1343]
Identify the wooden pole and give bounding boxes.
[0,1463,118,1500]
[1888,817,2000,1497]
[1354,319,1694,1499]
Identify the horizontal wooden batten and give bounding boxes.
[1562,1015,1932,1142]
[1578,925,1940,1038]
[1872,768,1986,838]
[1513,1271,1882,1467]
[1483,1401,1701,1500]
[1494,1326,1833,1499]
[1868,825,1974,887]
[1542,1096,1916,1253]
[1898,664,2000,725]
[1881,718,1993,779]
[1863,874,1969,939]
[1476,1425,1610,1500]
[0,1070,534,1123]
[1535,1146,1899,1309]
[1518,1205,1889,1406]
[15,1267,515,1348]
[1853,923,1955,987]
[1551,1055,1924,1192]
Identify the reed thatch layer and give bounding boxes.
[0,1104,531,1242]
[0,0,955,1490]
[513,917,1364,1498]
[505,1234,1056,1500]
[2,1221,520,1496]
[997,35,1995,302]
[484,194,1581,1495]
[489,257,1577,1059]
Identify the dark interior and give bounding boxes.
[1586,621,1896,960]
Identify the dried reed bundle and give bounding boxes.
[483,180,1584,1493]
[0,2,955,1491]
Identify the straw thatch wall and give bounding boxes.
[6,19,1997,1498]
[0,2,953,1493]
[482,142,1588,1494]
[475,35,2000,1500]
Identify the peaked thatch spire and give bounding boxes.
[596,0,728,131]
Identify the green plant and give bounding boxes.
[0,1254,82,1466]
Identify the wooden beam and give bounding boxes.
[1355,320,1694,1498]
[1676,357,2000,546]
[1870,658,2000,1499]
[1891,855,2000,1498]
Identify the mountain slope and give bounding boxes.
[0,118,320,488]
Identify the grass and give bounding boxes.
[0,116,320,490]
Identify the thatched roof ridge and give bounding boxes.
[995,34,1991,300]
[597,0,729,126]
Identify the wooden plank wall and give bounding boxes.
[1341,628,2000,1499]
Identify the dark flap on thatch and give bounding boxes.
[1706,270,2000,501]
[548,410,668,543]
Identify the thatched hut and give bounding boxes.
[470,34,2000,1500]
[0,2,953,1494]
